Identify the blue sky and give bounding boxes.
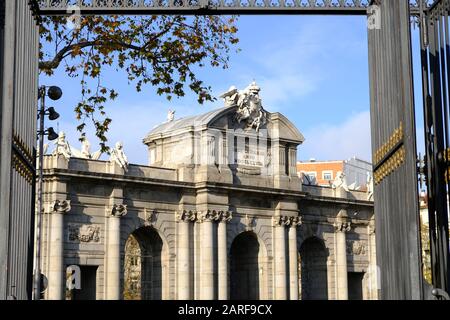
[40,15,426,165]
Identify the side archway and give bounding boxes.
[123,226,167,300]
[299,237,329,300]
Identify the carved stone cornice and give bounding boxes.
[110,204,128,217]
[176,210,197,223]
[50,200,71,214]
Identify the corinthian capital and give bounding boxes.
[110,204,128,217]
[51,200,71,214]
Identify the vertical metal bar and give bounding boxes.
[429,9,449,292]
[439,16,449,154]
[420,5,439,292]
[442,7,450,294]
[0,0,17,300]
[429,14,442,291]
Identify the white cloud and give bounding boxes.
[299,111,372,163]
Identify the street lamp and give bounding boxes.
[33,85,62,300]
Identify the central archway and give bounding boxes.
[123,226,164,300]
[230,231,261,300]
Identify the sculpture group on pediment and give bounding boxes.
[220,81,268,132]
[50,131,103,161]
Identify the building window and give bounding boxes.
[322,171,333,181]
[305,172,317,184]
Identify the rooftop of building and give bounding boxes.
[297,156,372,166]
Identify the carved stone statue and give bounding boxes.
[220,81,267,132]
[70,138,102,160]
[110,141,129,172]
[52,131,72,160]
[331,171,349,192]
[167,109,175,122]
[220,85,238,107]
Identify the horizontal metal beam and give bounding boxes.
[36,0,428,16]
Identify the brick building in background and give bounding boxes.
[297,157,372,189]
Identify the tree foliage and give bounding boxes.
[39,15,239,151]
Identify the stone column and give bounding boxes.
[106,204,127,300]
[288,216,301,300]
[273,215,288,300]
[334,212,351,300]
[198,211,215,300]
[218,211,232,300]
[176,210,196,300]
[47,200,71,300]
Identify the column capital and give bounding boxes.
[110,203,128,217]
[176,210,197,222]
[334,221,352,233]
[286,215,302,228]
[217,211,233,223]
[272,215,289,227]
[48,199,71,214]
[197,210,218,223]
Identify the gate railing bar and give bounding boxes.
[419,0,438,295]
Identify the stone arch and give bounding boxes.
[123,226,169,300]
[229,231,268,300]
[298,222,326,248]
[299,236,329,300]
